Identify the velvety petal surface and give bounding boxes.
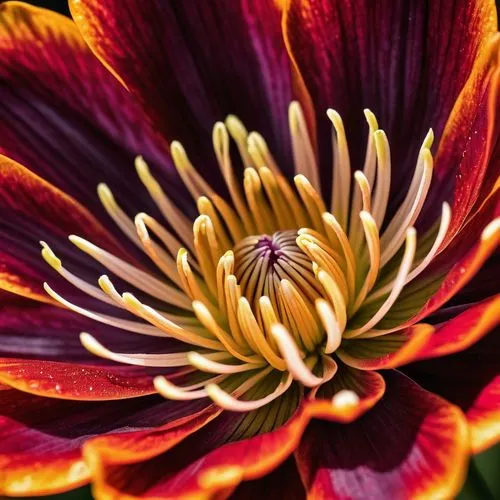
[0,2,180,230]
[231,458,306,500]
[82,386,303,499]
[404,327,500,454]
[70,0,293,174]
[0,155,124,302]
[295,370,469,499]
[0,388,210,496]
[284,0,498,214]
[83,364,388,499]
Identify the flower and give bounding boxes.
[0,0,499,498]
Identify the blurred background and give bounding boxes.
[7,1,500,499]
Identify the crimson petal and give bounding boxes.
[0,2,180,233]
[0,387,209,496]
[0,155,127,302]
[70,0,294,174]
[295,370,469,499]
[284,0,497,211]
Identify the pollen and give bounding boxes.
[41,102,452,411]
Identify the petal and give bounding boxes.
[404,326,499,454]
[231,458,306,500]
[295,370,469,499]
[303,363,386,423]
[429,55,500,238]
[0,296,176,362]
[337,324,434,370]
[0,359,155,400]
[83,385,308,499]
[0,297,187,399]
[0,155,124,302]
[415,295,500,360]
[0,2,177,229]
[284,0,497,195]
[0,387,206,496]
[70,0,293,171]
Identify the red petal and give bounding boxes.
[0,387,205,496]
[416,295,500,360]
[284,0,497,194]
[337,324,434,370]
[0,359,155,400]
[70,0,294,172]
[295,370,469,499]
[433,55,500,242]
[0,2,175,232]
[0,155,123,301]
[83,387,307,498]
[404,326,500,454]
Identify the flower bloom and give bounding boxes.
[0,0,499,498]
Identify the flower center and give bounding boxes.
[41,102,451,412]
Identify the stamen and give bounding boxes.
[170,141,215,200]
[352,211,380,312]
[315,299,342,354]
[135,156,194,250]
[44,283,166,337]
[345,227,417,337]
[380,148,433,266]
[349,109,378,248]
[213,122,255,234]
[247,131,280,174]
[225,115,254,168]
[206,372,293,412]
[38,105,449,412]
[80,332,226,367]
[271,324,323,387]
[135,215,182,286]
[154,374,226,401]
[366,202,450,304]
[294,174,327,233]
[69,235,191,309]
[332,389,360,408]
[97,183,142,248]
[328,109,351,230]
[40,241,116,306]
[371,130,391,229]
[289,101,320,191]
[121,293,224,350]
[188,351,265,374]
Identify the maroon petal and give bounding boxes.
[0,386,209,496]
[0,2,179,231]
[70,0,293,172]
[231,458,306,500]
[284,0,497,208]
[404,327,500,453]
[0,155,127,302]
[295,370,469,499]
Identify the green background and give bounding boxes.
[10,1,500,498]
